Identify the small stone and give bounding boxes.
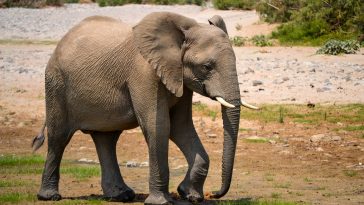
[282,77,290,81]
[140,161,149,167]
[79,146,87,150]
[78,158,93,163]
[269,140,276,144]
[279,150,291,155]
[207,133,217,138]
[331,136,342,141]
[126,161,138,168]
[17,122,25,127]
[252,80,263,86]
[337,122,343,126]
[310,134,326,142]
[316,147,324,152]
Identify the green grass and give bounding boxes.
[0,39,58,45]
[274,182,291,189]
[343,125,364,131]
[343,170,358,177]
[0,155,100,180]
[240,104,364,125]
[218,198,300,205]
[61,166,101,180]
[58,199,104,205]
[244,138,269,143]
[0,180,27,188]
[192,102,220,121]
[0,193,36,203]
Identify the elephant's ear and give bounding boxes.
[208,15,228,35]
[133,12,197,97]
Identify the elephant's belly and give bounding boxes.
[67,88,139,132]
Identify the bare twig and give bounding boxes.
[266,2,280,10]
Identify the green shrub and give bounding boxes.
[317,40,360,55]
[256,0,302,23]
[251,35,272,46]
[258,0,363,46]
[230,36,246,47]
[213,0,256,10]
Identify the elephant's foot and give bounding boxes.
[177,182,204,203]
[37,189,62,201]
[104,187,135,202]
[145,192,174,205]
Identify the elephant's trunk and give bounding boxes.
[211,100,240,198]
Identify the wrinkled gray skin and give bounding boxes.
[34,12,241,204]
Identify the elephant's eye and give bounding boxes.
[202,63,213,72]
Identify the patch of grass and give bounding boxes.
[59,199,104,205]
[344,125,364,131]
[274,182,291,189]
[218,198,299,205]
[192,102,220,121]
[240,104,364,125]
[343,170,358,177]
[239,128,252,132]
[270,192,281,199]
[0,39,58,45]
[213,0,256,10]
[303,177,313,183]
[0,193,36,203]
[230,36,246,47]
[265,176,274,181]
[0,155,45,166]
[0,180,27,188]
[61,165,101,180]
[244,138,269,143]
[251,35,273,47]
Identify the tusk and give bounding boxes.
[216,97,235,108]
[241,99,259,110]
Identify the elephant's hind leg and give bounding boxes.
[91,131,135,202]
[38,124,74,201]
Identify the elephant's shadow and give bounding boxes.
[63,193,253,204]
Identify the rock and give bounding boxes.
[289,137,306,142]
[317,87,331,92]
[17,122,25,127]
[310,134,326,142]
[207,133,217,138]
[140,161,149,167]
[269,140,276,144]
[246,136,267,141]
[316,147,324,152]
[331,136,342,141]
[279,150,291,155]
[244,68,255,74]
[126,161,138,168]
[78,158,94,163]
[252,80,263,86]
[282,77,290,81]
[79,146,87,150]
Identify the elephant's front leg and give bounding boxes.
[170,90,209,203]
[170,122,209,203]
[133,90,172,204]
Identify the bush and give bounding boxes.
[251,35,272,46]
[213,0,256,10]
[256,0,302,23]
[230,36,246,47]
[258,0,363,45]
[316,40,360,55]
[1,0,64,7]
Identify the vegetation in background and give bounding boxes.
[230,36,247,47]
[251,34,273,46]
[213,0,255,10]
[1,0,64,7]
[97,0,203,7]
[258,0,363,46]
[316,40,360,55]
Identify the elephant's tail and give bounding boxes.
[32,122,46,152]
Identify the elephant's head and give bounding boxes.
[133,12,258,198]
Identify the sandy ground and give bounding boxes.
[0,3,364,205]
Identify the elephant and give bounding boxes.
[31,12,258,204]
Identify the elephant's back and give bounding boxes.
[54,16,131,64]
